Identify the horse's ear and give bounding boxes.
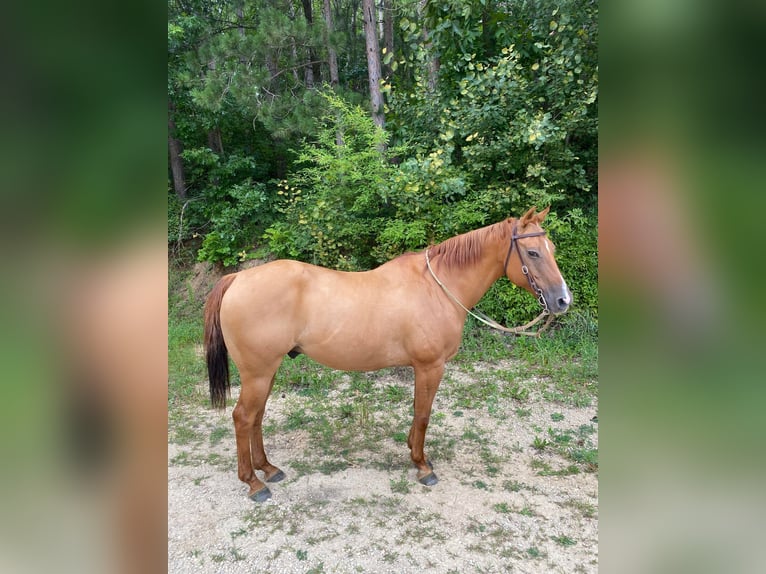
[535,206,550,223]
[520,206,538,225]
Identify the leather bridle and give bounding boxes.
[503,224,549,313]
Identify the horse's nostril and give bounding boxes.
[557,297,569,309]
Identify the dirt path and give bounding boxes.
[168,363,598,573]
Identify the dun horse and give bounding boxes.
[204,207,571,501]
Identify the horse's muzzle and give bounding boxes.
[550,288,572,315]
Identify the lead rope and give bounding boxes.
[425,249,553,337]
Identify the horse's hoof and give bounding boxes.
[249,486,272,503]
[266,469,286,483]
[418,471,439,486]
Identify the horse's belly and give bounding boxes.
[301,338,409,372]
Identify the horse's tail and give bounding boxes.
[203,274,237,409]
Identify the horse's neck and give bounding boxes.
[434,242,505,311]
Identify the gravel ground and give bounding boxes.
[169,364,598,573]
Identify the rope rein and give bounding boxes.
[425,227,555,337]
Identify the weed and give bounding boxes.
[568,447,598,470]
[562,498,597,519]
[550,412,565,422]
[391,431,408,443]
[385,385,407,402]
[296,549,308,561]
[519,506,536,517]
[493,502,511,513]
[531,459,581,476]
[210,553,226,563]
[532,436,550,451]
[230,547,247,561]
[390,475,411,494]
[526,546,544,559]
[552,535,576,546]
[209,425,229,446]
[502,480,524,492]
[284,407,313,430]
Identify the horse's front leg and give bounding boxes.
[408,362,444,485]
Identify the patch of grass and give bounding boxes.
[391,431,408,443]
[515,407,532,418]
[526,546,545,559]
[518,506,536,517]
[562,498,597,519]
[209,425,229,446]
[284,407,313,430]
[316,459,349,475]
[170,451,191,466]
[532,436,550,451]
[552,534,577,547]
[390,474,411,494]
[385,385,408,402]
[550,412,565,422]
[172,423,202,445]
[493,502,511,513]
[503,480,524,492]
[568,447,598,470]
[531,459,581,476]
[296,549,308,561]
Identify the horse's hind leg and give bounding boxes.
[408,362,444,486]
[233,365,283,502]
[250,373,285,484]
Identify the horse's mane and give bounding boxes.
[429,219,512,269]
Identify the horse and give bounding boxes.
[203,206,571,502]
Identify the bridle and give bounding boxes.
[503,224,550,314]
[424,222,554,336]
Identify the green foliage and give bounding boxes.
[265,91,396,269]
[195,182,270,267]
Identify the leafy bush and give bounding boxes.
[194,182,270,267]
[264,91,396,269]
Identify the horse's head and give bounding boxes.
[504,206,572,316]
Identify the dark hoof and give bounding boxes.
[418,471,439,486]
[249,486,272,503]
[266,469,286,483]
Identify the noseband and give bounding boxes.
[503,225,549,313]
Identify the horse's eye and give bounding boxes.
[527,250,540,258]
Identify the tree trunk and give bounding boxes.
[207,127,224,156]
[362,0,385,129]
[301,0,321,87]
[418,0,439,92]
[168,100,186,200]
[382,0,394,77]
[286,1,301,84]
[322,0,339,86]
